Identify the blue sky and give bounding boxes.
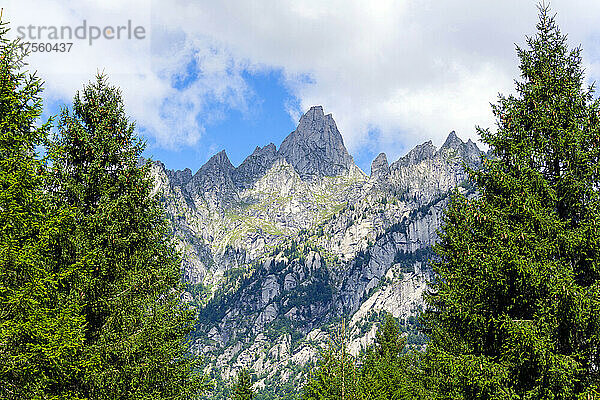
[46,67,382,173]
[8,1,600,175]
[120,68,381,173]
[143,69,299,171]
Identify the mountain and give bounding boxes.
[370,152,390,180]
[278,105,357,179]
[233,143,278,189]
[150,106,483,398]
[185,150,238,210]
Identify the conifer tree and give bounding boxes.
[302,346,360,400]
[302,321,360,400]
[232,369,255,400]
[0,17,86,399]
[424,5,600,399]
[49,74,204,399]
[358,314,424,400]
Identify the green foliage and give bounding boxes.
[301,335,361,400]
[302,315,425,400]
[424,5,600,399]
[186,281,211,301]
[48,74,205,399]
[0,18,87,399]
[315,225,324,237]
[264,318,304,348]
[286,268,333,310]
[375,313,405,359]
[255,378,300,400]
[353,249,371,270]
[233,369,255,400]
[358,314,425,400]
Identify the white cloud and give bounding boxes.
[4,0,600,161]
[3,0,254,149]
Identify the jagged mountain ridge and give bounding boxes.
[150,106,483,398]
[162,105,359,195]
[233,143,279,190]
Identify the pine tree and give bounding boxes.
[424,5,600,399]
[49,74,205,399]
[302,346,360,400]
[302,320,360,400]
[0,17,86,399]
[359,314,405,399]
[374,313,405,360]
[358,314,424,400]
[232,369,255,400]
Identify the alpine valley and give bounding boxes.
[150,106,483,399]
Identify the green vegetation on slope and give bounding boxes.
[302,314,425,400]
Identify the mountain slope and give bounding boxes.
[150,106,482,398]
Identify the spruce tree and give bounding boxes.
[424,5,600,399]
[358,314,424,400]
[0,17,86,399]
[232,369,255,400]
[301,346,360,400]
[302,322,360,400]
[49,74,204,399]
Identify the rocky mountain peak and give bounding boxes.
[278,106,355,179]
[370,152,390,180]
[150,115,485,397]
[185,150,237,204]
[393,140,436,167]
[438,131,483,165]
[259,143,277,153]
[440,130,462,151]
[201,150,235,174]
[301,104,325,121]
[233,143,279,189]
[465,138,481,156]
[167,167,193,187]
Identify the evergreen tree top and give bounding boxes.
[425,4,600,398]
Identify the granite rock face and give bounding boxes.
[278,105,356,179]
[387,130,483,205]
[166,167,193,187]
[370,152,390,180]
[149,106,482,397]
[185,150,238,210]
[233,143,278,189]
